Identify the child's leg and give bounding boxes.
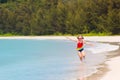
[78,52,83,61]
[82,51,86,59]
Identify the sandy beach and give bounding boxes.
[101,56,120,80]
[86,42,120,80]
[0,36,120,80]
[86,37,120,80]
[0,36,120,42]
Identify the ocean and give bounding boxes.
[0,39,119,80]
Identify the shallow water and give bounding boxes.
[0,39,118,80]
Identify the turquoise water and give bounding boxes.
[0,39,118,80]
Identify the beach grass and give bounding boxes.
[0,31,119,37]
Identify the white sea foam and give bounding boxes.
[86,42,119,54]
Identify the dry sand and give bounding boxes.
[100,56,120,80]
[86,36,120,80]
[87,42,120,80]
[0,36,120,42]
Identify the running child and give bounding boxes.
[66,35,93,62]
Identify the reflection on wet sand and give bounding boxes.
[77,63,87,80]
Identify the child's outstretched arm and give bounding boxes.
[65,36,77,42]
[84,40,94,46]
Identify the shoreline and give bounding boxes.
[86,42,120,80]
[100,42,120,80]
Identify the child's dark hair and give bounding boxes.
[77,35,84,39]
[81,35,84,39]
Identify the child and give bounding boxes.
[66,35,92,62]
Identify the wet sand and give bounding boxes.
[87,42,120,80]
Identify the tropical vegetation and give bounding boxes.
[0,0,120,35]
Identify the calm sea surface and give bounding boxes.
[0,39,118,80]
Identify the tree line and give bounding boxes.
[0,0,120,35]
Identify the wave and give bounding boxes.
[86,42,119,54]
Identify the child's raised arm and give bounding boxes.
[84,40,94,46]
[65,36,77,42]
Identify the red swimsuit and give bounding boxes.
[77,41,83,48]
[76,40,84,51]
